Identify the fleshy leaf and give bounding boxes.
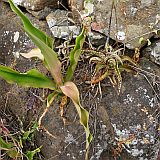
[60,82,92,151]
[0,65,56,90]
[65,28,86,81]
[9,0,63,85]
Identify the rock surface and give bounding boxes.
[2,0,160,49]
[46,10,81,39]
[2,0,68,11]
[142,39,160,65]
[70,0,160,49]
[35,58,159,160]
[0,1,159,160]
[0,1,49,116]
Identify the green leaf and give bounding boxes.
[65,28,86,81]
[0,136,19,158]
[9,0,63,85]
[23,130,32,141]
[60,82,93,157]
[8,0,53,49]
[0,136,14,149]
[0,65,56,90]
[22,122,38,141]
[26,147,41,160]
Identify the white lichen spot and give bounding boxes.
[31,6,35,10]
[149,97,154,107]
[13,0,23,5]
[123,94,134,104]
[126,43,134,49]
[58,151,61,154]
[150,135,155,143]
[80,1,94,18]
[131,139,138,145]
[131,148,143,156]
[13,51,20,58]
[131,7,138,16]
[136,124,142,130]
[79,150,83,155]
[65,133,75,143]
[147,66,151,69]
[6,31,9,35]
[116,31,125,41]
[13,31,19,43]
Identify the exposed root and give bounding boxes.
[59,95,68,125]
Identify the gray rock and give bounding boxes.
[0,1,52,62]
[0,1,159,160]
[2,0,67,11]
[0,1,49,115]
[35,58,160,160]
[46,10,81,39]
[142,39,160,65]
[27,7,53,20]
[70,0,160,49]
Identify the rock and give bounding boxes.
[142,39,160,65]
[98,58,160,160]
[35,58,159,160]
[3,0,68,11]
[46,10,81,39]
[27,7,53,20]
[70,0,160,49]
[0,1,48,116]
[0,1,52,65]
[0,1,159,160]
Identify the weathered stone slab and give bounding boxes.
[0,1,49,115]
[2,0,67,11]
[46,10,81,39]
[36,58,160,160]
[142,39,160,65]
[69,0,160,49]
